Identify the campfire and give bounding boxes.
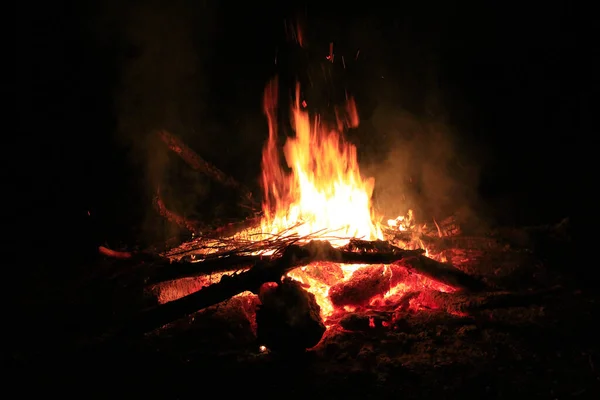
[100,72,566,357]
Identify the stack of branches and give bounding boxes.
[102,231,485,339]
[97,130,496,341]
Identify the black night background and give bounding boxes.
[13,1,592,397]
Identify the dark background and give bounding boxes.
[16,1,587,266]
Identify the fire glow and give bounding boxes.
[154,67,465,339]
[259,78,381,246]
[253,78,452,322]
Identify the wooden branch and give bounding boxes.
[411,255,487,292]
[118,241,483,337]
[157,130,258,209]
[146,255,260,285]
[149,238,486,288]
[148,239,421,286]
[153,187,202,233]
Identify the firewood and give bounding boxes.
[147,240,423,286]
[116,241,482,337]
[409,286,564,315]
[145,255,259,285]
[403,255,486,291]
[329,263,411,308]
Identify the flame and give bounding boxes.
[252,77,458,325]
[156,72,468,338]
[259,78,381,246]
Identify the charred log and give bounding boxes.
[119,241,435,337]
[148,240,425,286]
[87,240,489,341]
[406,255,486,291]
[149,239,483,290]
[256,279,326,354]
[145,255,259,285]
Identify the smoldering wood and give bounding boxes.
[117,241,485,337]
[329,263,411,308]
[401,286,564,316]
[325,286,565,334]
[149,238,484,289]
[408,255,486,291]
[146,255,259,285]
[118,241,420,336]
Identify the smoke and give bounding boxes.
[92,1,221,240]
[90,3,487,241]
[363,105,484,230]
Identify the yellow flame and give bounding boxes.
[259,79,381,246]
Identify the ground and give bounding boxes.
[10,224,599,399]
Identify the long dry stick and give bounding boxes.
[157,130,258,209]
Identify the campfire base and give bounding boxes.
[17,220,593,399]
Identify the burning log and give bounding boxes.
[329,263,410,308]
[148,238,484,290]
[146,255,260,285]
[301,261,344,286]
[157,130,258,210]
[116,241,482,337]
[147,240,425,286]
[256,279,326,354]
[329,264,389,307]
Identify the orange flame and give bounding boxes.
[259,79,381,246]
[157,77,463,330]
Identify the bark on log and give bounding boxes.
[117,241,482,337]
